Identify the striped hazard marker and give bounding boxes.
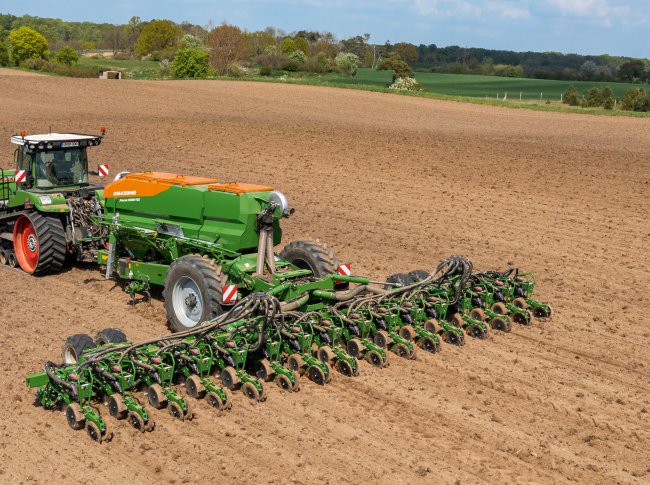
[98,164,109,177]
[15,170,26,183]
[222,284,238,304]
[337,263,351,277]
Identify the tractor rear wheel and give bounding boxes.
[163,255,227,332]
[13,213,66,275]
[279,240,340,277]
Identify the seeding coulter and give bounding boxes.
[1,130,552,442]
[26,256,551,443]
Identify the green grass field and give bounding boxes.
[327,69,642,100]
[78,57,161,79]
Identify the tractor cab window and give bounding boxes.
[35,148,89,188]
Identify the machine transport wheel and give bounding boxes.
[373,330,391,348]
[185,375,205,399]
[7,250,17,268]
[12,213,66,275]
[278,240,340,278]
[512,297,529,310]
[469,308,487,322]
[0,248,7,265]
[317,346,336,365]
[94,328,127,346]
[241,382,261,401]
[206,392,226,411]
[337,359,354,377]
[385,273,414,289]
[491,302,508,315]
[365,350,385,368]
[308,366,327,385]
[107,394,127,419]
[168,402,185,420]
[534,306,552,318]
[287,354,306,375]
[256,359,274,382]
[408,269,430,282]
[424,319,438,334]
[398,325,416,341]
[127,411,146,432]
[418,336,438,353]
[147,384,167,409]
[221,366,241,390]
[163,255,227,333]
[85,422,103,443]
[65,403,85,430]
[62,333,95,364]
[274,374,293,391]
[346,338,365,358]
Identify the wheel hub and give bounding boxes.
[27,234,37,253]
[184,293,198,309]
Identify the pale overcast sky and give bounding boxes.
[2,0,648,57]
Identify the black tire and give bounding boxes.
[62,333,95,364]
[162,255,227,332]
[385,273,414,289]
[13,212,66,275]
[408,269,430,282]
[94,328,127,346]
[278,240,340,277]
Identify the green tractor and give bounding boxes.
[0,129,353,332]
[0,129,108,274]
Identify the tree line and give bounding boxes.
[1,13,648,84]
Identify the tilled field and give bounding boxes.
[0,69,648,484]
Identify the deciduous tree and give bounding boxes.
[208,23,245,75]
[8,26,49,65]
[135,20,180,57]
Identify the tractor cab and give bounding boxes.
[10,130,105,192]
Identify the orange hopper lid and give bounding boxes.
[209,183,274,195]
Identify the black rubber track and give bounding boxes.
[279,240,340,278]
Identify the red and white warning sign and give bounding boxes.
[15,170,26,183]
[337,263,352,277]
[222,284,238,304]
[98,164,109,177]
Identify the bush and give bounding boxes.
[582,87,614,109]
[494,64,524,78]
[254,53,288,70]
[388,77,423,91]
[113,52,131,60]
[178,34,204,50]
[259,65,272,76]
[562,85,580,106]
[20,58,96,78]
[281,57,302,72]
[159,59,172,78]
[288,50,306,64]
[227,63,246,78]
[54,46,80,66]
[335,52,359,77]
[8,26,49,65]
[303,52,331,73]
[150,48,177,62]
[621,88,650,112]
[378,53,413,82]
[171,48,209,78]
[0,41,9,67]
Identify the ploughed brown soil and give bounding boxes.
[0,68,648,484]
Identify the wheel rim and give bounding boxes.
[172,276,203,328]
[62,346,78,364]
[13,216,39,273]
